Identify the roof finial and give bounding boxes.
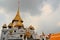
[12,0,23,22]
[18,0,20,9]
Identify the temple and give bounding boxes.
[1,5,40,40]
[1,0,50,40]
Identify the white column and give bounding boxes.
[43,36,46,40]
[22,34,24,40]
[44,36,46,40]
[26,36,27,40]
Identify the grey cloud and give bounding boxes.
[20,0,44,16]
[0,0,60,15]
[0,0,45,16]
[46,0,60,11]
[0,0,18,12]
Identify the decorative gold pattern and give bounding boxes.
[12,8,23,27]
[8,23,13,27]
[14,22,23,27]
[25,31,31,38]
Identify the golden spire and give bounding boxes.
[12,0,23,27]
[12,8,23,27]
[12,0,23,23]
[13,8,23,22]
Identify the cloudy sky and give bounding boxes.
[0,0,60,36]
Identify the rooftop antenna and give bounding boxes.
[18,0,20,8]
[18,0,20,9]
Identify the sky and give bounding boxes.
[0,0,60,36]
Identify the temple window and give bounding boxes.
[20,35,23,37]
[42,38,44,40]
[14,30,16,32]
[8,26,12,28]
[3,38,5,40]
